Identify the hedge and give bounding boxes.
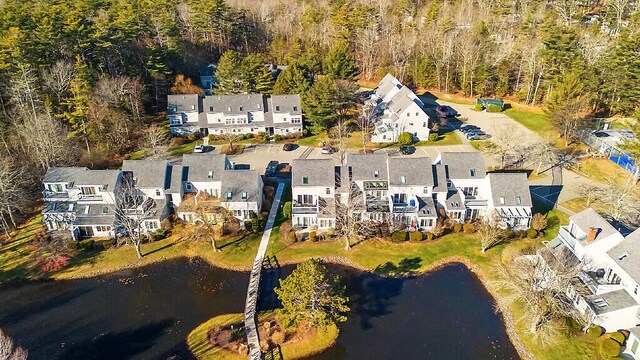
[391,231,407,243]
[600,338,621,359]
[408,231,422,242]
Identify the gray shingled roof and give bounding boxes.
[168,94,199,113]
[271,94,302,115]
[122,160,170,189]
[487,173,532,207]
[44,167,120,190]
[432,164,448,193]
[417,196,437,217]
[203,94,265,115]
[346,153,389,181]
[374,73,400,98]
[445,191,465,211]
[387,157,433,186]
[440,152,486,180]
[167,165,184,194]
[74,204,115,225]
[387,86,419,115]
[570,208,620,244]
[607,228,640,282]
[586,288,637,315]
[182,153,229,182]
[292,159,335,187]
[220,170,261,203]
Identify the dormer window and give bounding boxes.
[400,175,406,184]
[374,170,379,178]
[208,171,213,179]
[226,192,233,200]
[326,187,331,194]
[102,206,108,214]
[515,196,521,205]
[294,106,298,111]
[227,106,232,112]
[209,106,213,112]
[499,196,505,205]
[469,169,476,177]
[423,187,429,194]
[241,192,247,200]
[191,104,195,110]
[239,106,243,111]
[276,105,280,111]
[155,189,161,196]
[186,183,192,191]
[302,176,308,184]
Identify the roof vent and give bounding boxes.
[618,252,629,261]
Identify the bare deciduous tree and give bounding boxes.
[357,102,375,154]
[488,125,523,169]
[42,60,75,104]
[330,119,351,166]
[144,124,169,159]
[600,174,640,225]
[478,211,504,253]
[0,159,30,235]
[94,76,145,120]
[0,328,28,360]
[14,111,71,170]
[188,193,229,252]
[335,179,371,250]
[577,183,602,207]
[529,139,560,175]
[221,132,241,152]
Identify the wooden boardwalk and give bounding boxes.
[245,181,285,360]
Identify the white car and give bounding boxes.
[193,144,204,153]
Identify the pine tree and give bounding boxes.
[325,42,359,80]
[240,53,273,94]
[285,38,303,65]
[273,63,312,95]
[599,28,640,115]
[63,55,92,155]
[214,50,242,94]
[303,77,340,134]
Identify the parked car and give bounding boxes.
[435,105,458,118]
[465,131,487,139]
[265,160,279,177]
[321,146,336,154]
[282,143,294,151]
[460,125,480,133]
[193,144,204,153]
[399,145,415,155]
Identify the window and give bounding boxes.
[102,207,108,215]
[155,189,161,196]
[400,175,406,184]
[416,112,419,116]
[239,106,243,111]
[186,183,192,191]
[515,196,521,205]
[208,171,213,179]
[423,122,427,127]
[191,105,195,110]
[276,106,280,111]
[326,187,331,195]
[374,170,379,178]
[423,187,429,194]
[209,106,213,112]
[302,176,308,184]
[226,192,233,200]
[227,106,232,112]
[293,106,298,112]
[469,169,476,177]
[81,187,96,195]
[241,192,247,200]
[406,113,409,117]
[147,221,158,230]
[499,196,505,205]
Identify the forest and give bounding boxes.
[0,0,639,232]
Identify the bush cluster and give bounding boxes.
[79,239,95,251]
[453,223,463,233]
[587,324,604,338]
[428,133,439,142]
[391,231,407,243]
[472,104,484,111]
[463,223,475,233]
[526,228,538,238]
[486,104,503,112]
[600,338,621,359]
[397,132,414,145]
[408,231,422,242]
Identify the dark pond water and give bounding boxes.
[0,259,519,360]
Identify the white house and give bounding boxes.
[121,160,173,232]
[42,167,123,239]
[368,74,431,143]
[291,159,336,230]
[544,208,640,331]
[168,93,302,137]
[626,327,640,359]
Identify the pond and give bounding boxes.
[0,259,519,360]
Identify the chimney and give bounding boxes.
[587,227,599,243]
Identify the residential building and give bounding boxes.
[627,327,640,359]
[543,208,640,331]
[290,153,531,232]
[121,160,173,232]
[42,167,123,239]
[199,63,217,92]
[168,93,302,136]
[367,74,431,143]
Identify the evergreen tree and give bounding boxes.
[303,77,340,134]
[274,259,349,328]
[240,53,273,94]
[285,38,303,64]
[599,28,640,115]
[273,62,312,95]
[214,50,242,94]
[300,46,323,78]
[324,42,359,80]
[63,55,92,155]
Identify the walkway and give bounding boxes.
[244,181,285,360]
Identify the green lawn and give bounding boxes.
[503,108,554,137]
[127,149,149,160]
[0,214,45,282]
[169,141,199,156]
[415,129,462,146]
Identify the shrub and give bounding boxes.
[282,201,292,219]
[428,133,439,142]
[565,317,583,334]
[530,213,548,232]
[207,327,221,346]
[271,330,285,345]
[518,230,527,238]
[79,239,95,251]
[453,223,463,233]
[251,215,263,232]
[486,104,503,112]
[463,223,475,233]
[391,231,407,243]
[397,132,414,145]
[308,231,317,242]
[324,228,336,238]
[587,324,604,338]
[526,228,538,238]
[170,137,186,146]
[280,221,292,240]
[426,232,434,240]
[152,228,168,241]
[609,331,626,345]
[102,238,117,250]
[409,231,423,241]
[244,220,253,230]
[472,104,484,111]
[288,231,297,243]
[274,134,282,141]
[600,338,621,358]
[504,230,515,239]
[67,241,80,250]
